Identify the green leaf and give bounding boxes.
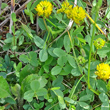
[34,35,45,48]
[101,102,109,110]
[22,23,33,39]
[48,47,57,57]
[51,66,62,75]
[78,102,90,109]
[67,55,77,68]
[96,80,107,93]
[3,44,11,51]
[26,2,32,10]
[71,68,81,76]
[28,51,38,67]
[52,89,66,109]
[4,38,12,43]
[64,35,71,53]
[0,76,11,98]
[11,84,21,97]
[34,102,44,109]
[97,0,102,8]
[24,90,34,102]
[21,74,47,93]
[1,3,8,9]
[0,106,5,110]
[16,62,22,72]
[29,12,34,24]
[78,37,86,44]
[18,35,24,46]
[99,93,108,102]
[53,48,66,57]
[105,7,110,19]
[97,47,110,58]
[19,64,37,84]
[30,80,40,92]
[72,26,84,36]
[36,88,47,96]
[51,87,60,91]
[38,18,46,30]
[0,72,6,78]
[37,77,47,88]
[39,49,48,62]
[19,54,29,63]
[12,46,17,51]
[58,96,66,109]
[21,74,39,93]
[52,75,63,86]
[63,63,72,73]
[5,97,16,104]
[57,56,67,66]
[79,94,92,101]
[31,0,42,10]
[64,97,76,104]
[11,13,17,22]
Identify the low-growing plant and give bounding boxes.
[0,0,110,110]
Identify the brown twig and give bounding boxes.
[0,0,31,28]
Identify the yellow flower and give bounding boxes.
[57,1,73,18]
[95,63,110,80]
[71,6,86,24]
[94,38,105,49]
[35,1,53,17]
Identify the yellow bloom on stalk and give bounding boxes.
[95,63,110,80]
[94,38,105,49]
[71,6,86,24]
[35,1,53,17]
[57,1,73,18]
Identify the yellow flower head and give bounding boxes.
[57,1,73,18]
[71,6,86,24]
[94,38,105,49]
[35,1,53,17]
[95,63,110,80]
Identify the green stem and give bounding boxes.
[69,75,85,99]
[67,31,86,82]
[44,17,59,29]
[43,31,50,49]
[13,22,15,47]
[87,11,99,95]
[43,17,49,32]
[67,30,87,99]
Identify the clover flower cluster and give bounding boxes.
[57,1,86,24]
[35,1,86,24]
[94,38,105,49]
[95,63,110,80]
[77,56,86,65]
[35,1,53,17]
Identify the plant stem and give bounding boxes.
[43,17,49,32]
[67,30,87,98]
[86,13,106,36]
[67,31,86,81]
[44,17,59,29]
[86,13,108,40]
[87,10,99,96]
[69,75,85,99]
[13,22,15,47]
